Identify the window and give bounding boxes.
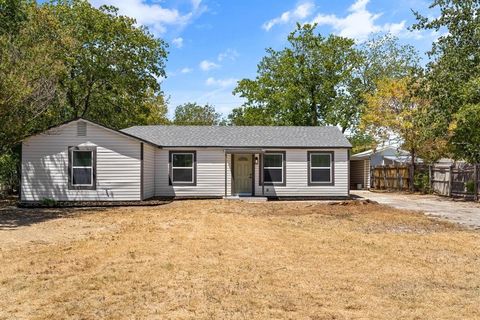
[170,151,196,185]
[68,147,96,190]
[262,152,285,185]
[308,152,333,185]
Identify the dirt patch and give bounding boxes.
[0,200,479,319]
[352,190,480,229]
[0,206,117,249]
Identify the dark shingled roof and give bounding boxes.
[121,125,351,148]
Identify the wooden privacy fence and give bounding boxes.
[371,165,412,191]
[431,164,479,200]
[371,163,479,201]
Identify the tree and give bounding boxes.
[49,0,168,129]
[0,0,169,152]
[232,23,363,130]
[412,0,480,160]
[227,106,274,126]
[345,35,420,145]
[348,132,376,154]
[173,103,221,125]
[0,0,169,192]
[0,0,68,152]
[358,34,420,94]
[361,77,436,165]
[449,104,480,163]
[449,76,480,162]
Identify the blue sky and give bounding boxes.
[90,0,440,118]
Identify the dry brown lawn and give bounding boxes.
[0,200,479,319]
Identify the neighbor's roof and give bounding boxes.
[121,125,351,148]
[384,155,423,163]
[351,146,408,159]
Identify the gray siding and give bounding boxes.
[350,159,371,190]
[254,149,349,197]
[364,159,371,189]
[350,160,365,188]
[154,148,348,198]
[143,143,156,199]
[21,120,142,201]
[155,148,232,197]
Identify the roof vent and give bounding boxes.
[77,121,87,136]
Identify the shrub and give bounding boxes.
[40,198,57,206]
[466,180,475,194]
[0,150,20,195]
[413,171,430,193]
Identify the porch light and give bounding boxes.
[255,156,258,164]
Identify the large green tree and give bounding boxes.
[0,0,169,152]
[344,35,420,152]
[230,25,419,134]
[0,0,68,152]
[173,102,221,125]
[49,0,168,129]
[412,0,480,161]
[357,35,420,94]
[232,23,362,130]
[0,0,169,192]
[361,77,437,165]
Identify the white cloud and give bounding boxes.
[90,0,206,35]
[199,60,220,71]
[262,2,315,31]
[180,67,192,74]
[205,77,238,88]
[172,37,184,48]
[218,49,239,62]
[311,0,406,42]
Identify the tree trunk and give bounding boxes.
[410,148,415,192]
[310,87,318,126]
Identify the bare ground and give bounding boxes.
[352,190,480,228]
[0,200,479,319]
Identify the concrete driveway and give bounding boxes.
[351,190,480,229]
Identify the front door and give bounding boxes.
[234,154,253,196]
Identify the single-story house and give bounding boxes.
[20,118,352,202]
[349,146,423,190]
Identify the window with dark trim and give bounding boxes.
[169,151,196,186]
[308,151,334,185]
[68,146,96,190]
[262,152,286,185]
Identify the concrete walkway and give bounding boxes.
[351,190,480,229]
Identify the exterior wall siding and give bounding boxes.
[155,148,232,197]
[143,143,156,199]
[22,122,350,201]
[154,148,349,198]
[350,160,365,189]
[21,120,142,201]
[364,159,371,189]
[255,149,349,197]
[349,159,371,190]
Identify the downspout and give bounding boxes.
[261,151,265,196]
[224,152,227,198]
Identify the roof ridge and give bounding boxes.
[122,125,351,148]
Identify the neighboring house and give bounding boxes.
[21,118,352,202]
[349,146,422,190]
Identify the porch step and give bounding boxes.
[223,196,268,202]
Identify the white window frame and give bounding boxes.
[71,150,94,186]
[309,152,332,184]
[171,152,195,184]
[263,152,284,184]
